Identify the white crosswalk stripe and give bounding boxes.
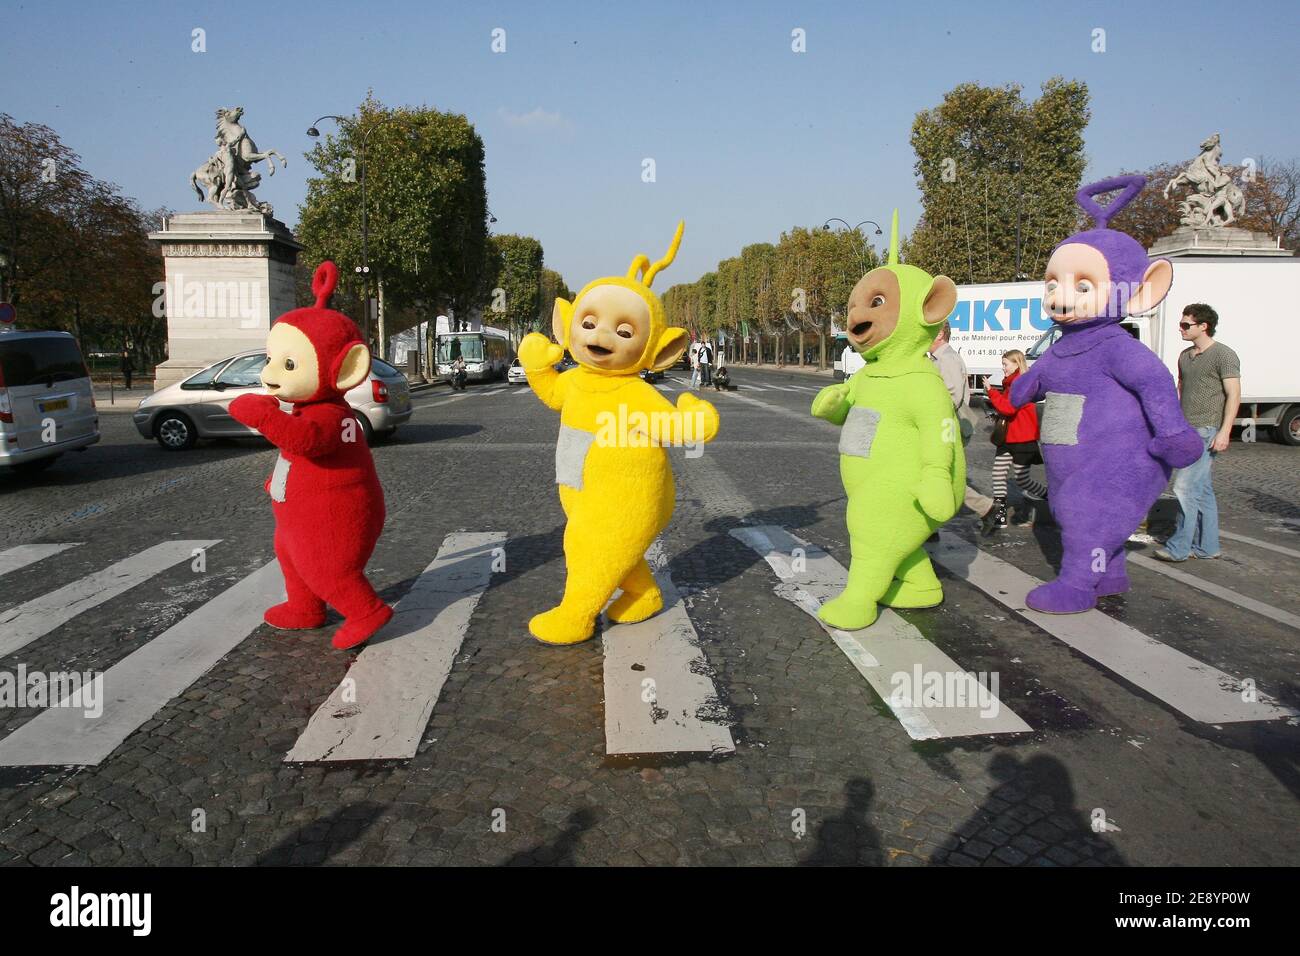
[285,532,505,762]
[926,531,1297,724]
[0,544,81,579]
[1127,552,1300,631]
[0,560,285,767]
[0,540,220,658]
[602,541,735,756]
[732,525,1031,740]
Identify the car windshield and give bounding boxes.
[184,359,231,388]
[1026,327,1061,359]
[214,354,268,387]
[0,335,87,386]
[438,336,483,363]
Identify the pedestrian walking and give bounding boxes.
[982,350,1048,535]
[120,349,134,390]
[698,340,713,387]
[928,323,997,526]
[689,342,701,389]
[1156,303,1240,562]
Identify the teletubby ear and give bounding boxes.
[922,275,958,325]
[334,342,371,392]
[551,298,572,345]
[650,327,688,372]
[1127,258,1174,315]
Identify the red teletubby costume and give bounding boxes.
[229,261,392,649]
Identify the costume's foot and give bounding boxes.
[264,601,326,630]
[879,579,944,609]
[1025,580,1096,614]
[817,593,879,630]
[606,586,664,624]
[331,603,393,650]
[1095,571,1130,597]
[529,606,595,646]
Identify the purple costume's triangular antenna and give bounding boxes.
[1075,175,1146,229]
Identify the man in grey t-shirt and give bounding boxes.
[1156,303,1241,562]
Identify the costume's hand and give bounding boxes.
[1148,427,1204,469]
[811,383,851,421]
[519,333,563,371]
[915,474,956,523]
[229,393,278,429]
[676,392,719,443]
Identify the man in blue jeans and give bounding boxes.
[1155,303,1241,562]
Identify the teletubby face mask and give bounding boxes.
[846,210,958,365]
[261,261,371,403]
[552,221,689,375]
[1044,176,1174,328]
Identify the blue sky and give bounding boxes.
[4,0,1298,286]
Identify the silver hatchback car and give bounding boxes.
[134,349,413,450]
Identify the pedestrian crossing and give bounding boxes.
[0,516,1294,769]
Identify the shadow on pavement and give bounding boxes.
[929,752,1127,866]
[500,806,597,866]
[799,777,885,866]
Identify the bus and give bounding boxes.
[435,329,513,383]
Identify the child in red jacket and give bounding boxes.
[983,349,1048,534]
[229,261,393,649]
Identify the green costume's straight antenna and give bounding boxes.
[888,209,900,266]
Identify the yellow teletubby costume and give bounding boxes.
[518,221,719,645]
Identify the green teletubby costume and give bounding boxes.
[811,212,965,630]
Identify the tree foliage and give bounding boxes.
[486,233,543,340]
[908,78,1090,283]
[297,93,491,329]
[0,113,164,360]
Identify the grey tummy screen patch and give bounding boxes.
[1041,391,1086,445]
[269,455,291,502]
[839,406,882,459]
[556,425,596,489]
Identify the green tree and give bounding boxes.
[485,233,543,343]
[297,93,490,353]
[908,78,1090,284]
[537,267,572,330]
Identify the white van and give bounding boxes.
[0,329,100,472]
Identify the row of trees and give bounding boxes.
[664,78,1299,369]
[297,94,566,363]
[0,113,166,366]
[663,226,877,370]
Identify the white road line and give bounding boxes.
[737,384,768,391]
[602,541,735,755]
[1219,530,1300,561]
[927,531,1297,724]
[416,393,471,409]
[0,560,285,767]
[285,531,504,762]
[0,544,81,579]
[0,540,221,658]
[731,525,1030,740]
[1127,553,1300,631]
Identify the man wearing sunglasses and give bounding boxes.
[1155,303,1241,562]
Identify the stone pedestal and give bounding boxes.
[1149,225,1290,259]
[148,211,302,389]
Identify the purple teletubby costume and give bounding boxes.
[1009,176,1203,614]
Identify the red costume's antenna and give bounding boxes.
[312,261,339,309]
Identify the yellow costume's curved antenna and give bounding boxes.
[625,255,651,282]
[641,220,685,288]
[887,209,900,267]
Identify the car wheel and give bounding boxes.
[1275,406,1300,446]
[155,412,198,451]
[353,412,375,445]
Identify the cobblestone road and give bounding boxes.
[0,368,1296,866]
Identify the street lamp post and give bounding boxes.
[823,218,884,274]
[307,113,419,352]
